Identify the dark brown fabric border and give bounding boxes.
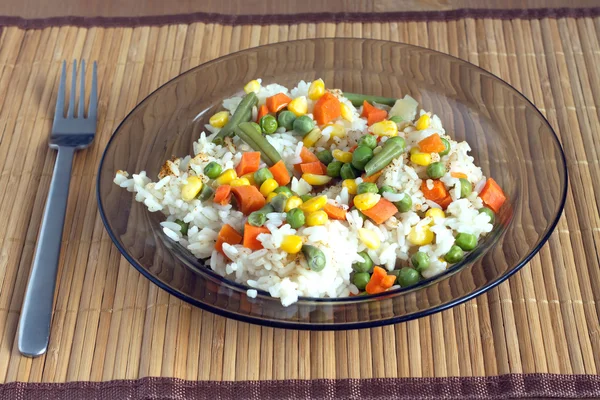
[0,7,599,29]
[1,374,600,400]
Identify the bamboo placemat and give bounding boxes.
[1,8,600,395]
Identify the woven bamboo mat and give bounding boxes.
[1,12,600,386]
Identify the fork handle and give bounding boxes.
[18,146,75,357]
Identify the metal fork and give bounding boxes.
[18,60,98,357]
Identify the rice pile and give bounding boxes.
[114,79,493,306]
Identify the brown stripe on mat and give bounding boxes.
[0,7,599,29]
[1,375,600,399]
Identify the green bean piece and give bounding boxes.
[342,92,397,107]
[479,207,495,224]
[254,167,274,186]
[326,160,343,178]
[235,122,282,166]
[260,114,278,134]
[378,185,395,195]
[203,161,223,179]
[259,204,275,214]
[389,116,404,124]
[286,208,306,229]
[459,178,472,198]
[316,150,334,165]
[300,194,313,203]
[273,186,293,197]
[357,182,378,195]
[426,162,446,179]
[213,92,258,144]
[340,163,360,180]
[455,232,478,251]
[270,194,288,212]
[394,193,412,213]
[439,138,450,156]
[444,245,464,264]
[197,184,215,201]
[175,219,189,236]
[397,267,420,287]
[351,145,374,171]
[358,134,377,150]
[293,115,315,136]
[352,272,371,290]
[301,244,326,272]
[277,110,296,131]
[352,251,374,273]
[248,211,267,227]
[411,251,430,272]
[249,122,262,135]
[363,136,406,177]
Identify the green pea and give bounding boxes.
[439,138,450,156]
[248,211,267,227]
[397,267,420,287]
[444,245,464,264]
[286,207,305,229]
[293,115,315,135]
[197,184,214,201]
[326,160,344,178]
[389,116,403,124]
[277,110,296,131]
[340,163,360,180]
[351,145,374,171]
[175,219,189,236]
[203,161,222,179]
[273,186,293,197]
[378,185,396,195]
[395,193,412,213]
[455,232,477,251]
[352,251,373,273]
[411,252,430,272]
[352,272,371,290]
[270,194,288,212]
[316,150,333,165]
[358,135,377,150]
[260,114,278,134]
[253,167,273,186]
[460,178,472,198]
[480,207,495,224]
[426,162,446,179]
[300,194,313,203]
[357,182,378,195]
[249,122,262,135]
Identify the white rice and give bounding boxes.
[115,79,495,306]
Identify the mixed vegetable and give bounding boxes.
[176,78,507,296]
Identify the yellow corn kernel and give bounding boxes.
[353,193,381,211]
[244,79,260,94]
[410,146,420,155]
[332,149,353,163]
[407,225,435,246]
[323,123,346,138]
[266,192,278,202]
[358,228,381,250]
[288,96,308,117]
[285,196,303,212]
[370,120,398,137]
[302,173,332,186]
[416,114,431,130]
[209,111,229,128]
[308,78,325,100]
[241,172,256,186]
[181,176,204,201]
[215,169,237,185]
[230,177,250,187]
[425,208,445,225]
[340,103,354,122]
[300,195,327,213]
[303,127,323,148]
[305,210,329,226]
[410,152,432,166]
[342,179,357,195]
[260,178,279,197]
[281,235,303,254]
